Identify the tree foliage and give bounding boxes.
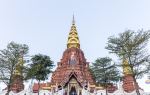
[105,30,150,95]
[90,57,120,95]
[0,41,29,94]
[26,54,54,95]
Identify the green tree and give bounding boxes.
[106,30,150,95]
[26,54,54,95]
[90,57,120,95]
[0,41,29,95]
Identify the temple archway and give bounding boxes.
[69,86,77,95]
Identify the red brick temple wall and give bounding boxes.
[51,47,95,87]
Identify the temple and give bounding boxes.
[50,16,96,94]
[31,16,96,94]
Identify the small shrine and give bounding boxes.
[122,58,140,93]
[10,56,24,93]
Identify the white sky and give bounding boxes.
[0,0,150,92]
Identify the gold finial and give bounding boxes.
[122,58,133,75]
[72,14,75,25]
[67,16,80,48]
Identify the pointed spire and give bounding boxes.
[72,14,75,25]
[122,58,133,75]
[67,15,80,48]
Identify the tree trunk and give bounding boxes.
[105,82,108,95]
[38,80,40,95]
[6,77,12,95]
[128,57,140,95]
[106,88,108,95]
[133,76,140,95]
[6,84,10,95]
[6,73,13,95]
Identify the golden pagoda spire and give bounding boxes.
[67,15,80,48]
[122,58,133,75]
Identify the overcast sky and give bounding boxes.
[0,0,150,92]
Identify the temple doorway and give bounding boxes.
[69,86,77,95]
